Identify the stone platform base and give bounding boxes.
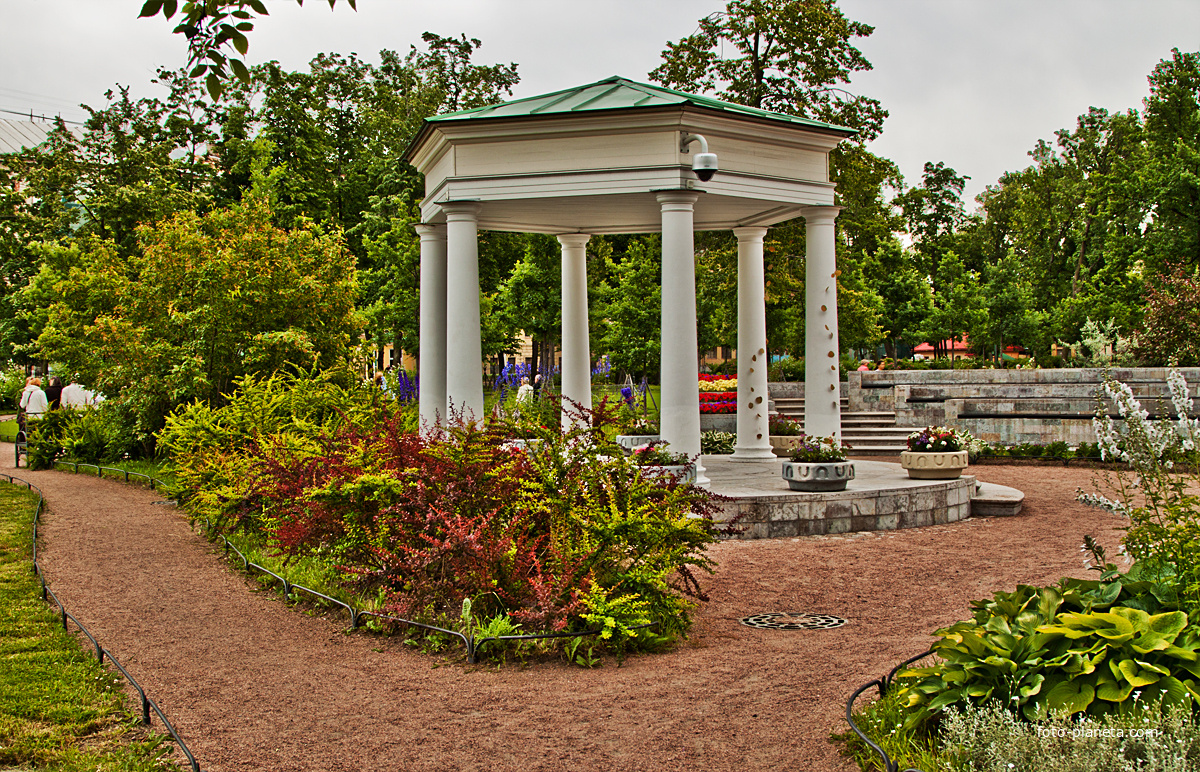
[703,456,1020,539]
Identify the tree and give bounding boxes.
[1136,267,1200,366]
[972,255,1042,361]
[923,252,985,359]
[138,0,358,99]
[32,182,361,449]
[896,161,971,280]
[650,0,886,140]
[496,236,563,377]
[597,238,662,378]
[862,240,933,358]
[1141,49,1200,274]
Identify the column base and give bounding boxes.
[729,447,779,462]
[694,460,710,489]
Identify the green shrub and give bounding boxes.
[1081,370,1200,612]
[897,565,1198,729]
[24,411,71,469]
[941,700,1200,772]
[1045,441,1071,459]
[700,430,734,454]
[0,366,26,410]
[168,383,721,659]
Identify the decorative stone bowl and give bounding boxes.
[781,460,854,492]
[900,450,969,479]
[641,463,698,484]
[616,434,660,453]
[769,436,806,457]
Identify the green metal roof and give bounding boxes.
[427,75,855,135]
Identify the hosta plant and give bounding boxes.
[897,565,1200,729]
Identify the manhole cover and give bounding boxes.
[739,613,848,630]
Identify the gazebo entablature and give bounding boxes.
[405,77,854,486]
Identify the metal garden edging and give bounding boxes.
[0,471,200,772]
[844,650,933,772]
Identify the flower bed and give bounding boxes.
[698,391,737,413]
[698,374,737,393]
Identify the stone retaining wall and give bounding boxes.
[712,474,975,538]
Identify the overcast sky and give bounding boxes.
[3,0,1197,204]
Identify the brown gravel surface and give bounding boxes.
[10,447,1126,772]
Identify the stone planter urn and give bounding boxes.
[769,436,806,457]
[641,463,698,484]
[781,460,854,491]
[900,450,969,479]
[616,434,660,453]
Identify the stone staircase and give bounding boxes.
[773,396,915,455]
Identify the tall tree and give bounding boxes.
[1141,48,1200,273]
[650,0,885,140]
[897,161,971,280]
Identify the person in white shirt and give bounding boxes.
[19,377,48,424]
[59,381,93,409]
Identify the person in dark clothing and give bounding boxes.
[45,376,63,410]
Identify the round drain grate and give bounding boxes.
[739,612,848,630]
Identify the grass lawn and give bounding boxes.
[0,483,176,770]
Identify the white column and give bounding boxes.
[443,202,485,422]
[416,223,447,432]
[657,191,708,486]
[801,206,843,441]
[558,233,592,430]
[730,226,775,461]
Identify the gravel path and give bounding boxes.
[10,447,1125,772]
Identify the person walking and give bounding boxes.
[60,380,92,409]
[19,377,48,428]
[45,376,64,410]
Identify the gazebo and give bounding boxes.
[404,76,854,486]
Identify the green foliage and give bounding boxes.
[841,690,1200,772]
[0,367,26,410]
[138,0,358,100]
[940,700,1200,772]
[700,430,735,455]
[650,0,885,139]
[0,483,174,769]
[1083,370,1200,611]
[159,367,391,520]
[835,684,952,772]
[167,383,720,658]
[768,415,803,436]
[597,237,662,377]
[24,411,71,470]
[33,189,361,453]
[1138,268,1200,366]
[897,568,1199,729]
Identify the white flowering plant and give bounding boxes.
[1080,368,1200,609]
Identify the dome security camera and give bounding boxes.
[681,133,718,182]
[692,152,718,182]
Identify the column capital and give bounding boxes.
[556,233,592,249]
[799,205,843,226]
[414,223,446,240]
[732,226,768,242]
[441,201,482,220]
[655,190,701,209]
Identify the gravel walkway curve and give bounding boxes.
[10,446,1125,772]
